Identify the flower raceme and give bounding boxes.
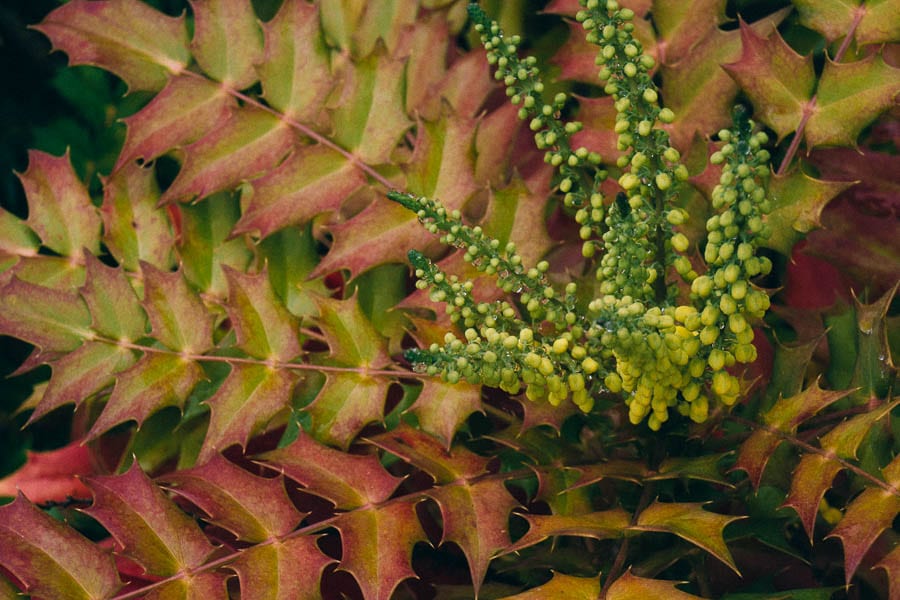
[390,1,772,430]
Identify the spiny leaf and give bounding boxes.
[320,0,418,59]
[408,379,484,447]
[160,107,295,204]
[141,262,215,354]
[366,425,491,483]
[223,267,301,361]
[190,0,262,89]
[571,460,649,489]
[874,545,900,600]
[83,462,216,577]
[820,399,900,459]
[826,454,900,583]
[648,453,734,487]
[334,499,428,600]
[258,226,332,317]
[258,432,403,509]
[0,207,39,266]
[33,0,190,92]
[257,0,334,124]
[18,150,101,257]
[652,0,726,62]
[0,493,121,600]
[114,74,232,172]
[503,508,630,554]
[631,502,743,574]
[81,252,146,341]
[100,162,175,271]
[806,55,900,148]
[230,536,335,600]
[305,374,392,449]
[312,295,391,368]
[200,364,297,460]
[781,453,844,540]
[429,477,520,595]
[793,0,900,45]
[87,352,206,438]
[607,570,703,600]
[498,572,601,599]
[764,168,853,255]
[0,277,91,354]
[161,453,302,542]
[847,285,898,401]
[723,21,815,141]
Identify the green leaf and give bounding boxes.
[114,75,232,172]
[200,364,297,460]
[334,499,428,600]
[258,225,332,317]
[100,162,175,271]
[320,0,418,58]
[258,432,403,509]
[607,570,704,600]
[230,536,335,600]
[223,267,301,361]
[305,373,392,448]
[87,352,206,437]
[765,168,853,255]
[81,253,146,341]
[793,0,900,45]
[0,493,121,600]
[0,277,91,354]
[781,453,843,540]
[33,0,190,92]
[141,263,215,354]
[723,22,816,142]
[0,207,39,266]
[500,572,601,599]
[257,0,335,124]
[631,502,743,574]
[649,453,734,487]
[83,462,217,577]
[820,399,900,459]
[826,454,900,582]
[504,508,630,554]
[313,295,391,368]
[190,0,263,89]
[161,107,295,204]
[18,150,101,257]
[806,55,900,148]
[162,453,302,542]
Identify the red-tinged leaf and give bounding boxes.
[649,453,733,487]
[114,75,232,172]
[81,253,146,341]
[401,13,453,119]
[482,173,555,266]
[533,465,592,516]
[200,364,297,461]
[87,353,206,438]
[418,49,494,121]
[806,55,900,148]
[230,535,335,600]
[366,425,491,483]
[518,394,581,434]
[233,145,367,239]
[660,11,787,150]
[142,263,215,354]
[33,0,190,92]
[0,443,93,503]
[334,499,427,600]
[723,21,815,142]
[258,0,334,123]
[0,278,91,354]
[570,460,648,490]
[430,477,520,595]
[499,572,601,600]
[408,379,484,447]
[826,455,900,582]
[406,111,479,206]
[312,295,392,368]
[573,96,619,163]
[257,432,403,509]
[504,509,630,554]
[31,341,136,423]
[101,163,176,271]
[731,429,780,490]
[138,572,228,599]
[177,194,254,297]
[0,207,39,263]
[782,453,844,540]
[190,0,262,89]
[631,502,743,574]
[653,0,726,64]
[874,545,900,600]
[820,399,900,459]
[606,570,703,600]
[83,462,216,576]
[0,494,120,600]
[794,0,900,45]
[223,267,301,361]
[805,148,900,295]
[329,48,413,165]
[552,18,656,85]
[321,0,418,59]
[305,373,391,448]
[160,107,295,204]
[162,454,302,542]
[18,150,101,257]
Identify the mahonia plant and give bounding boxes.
[0,0,897,598]
[392,2,774,430]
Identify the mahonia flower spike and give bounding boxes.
[389,0,773,430]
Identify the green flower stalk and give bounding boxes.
[390,1,773,430]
